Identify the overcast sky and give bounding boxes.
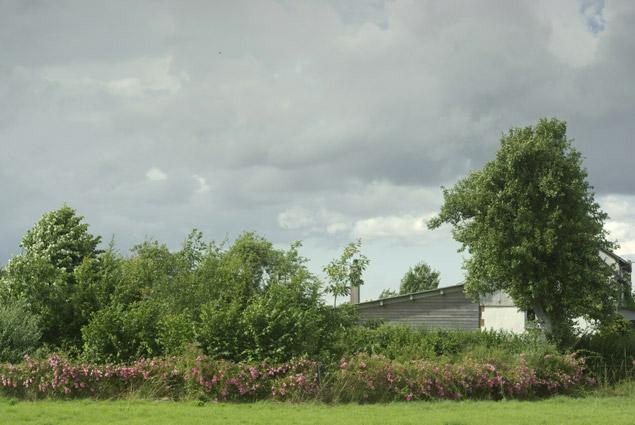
[1,0,633,300]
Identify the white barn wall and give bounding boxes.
[480,290,526,333]
[481,306,526,333]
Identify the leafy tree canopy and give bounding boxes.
[428,118,619,345]
[399,261,440,294]
[378,288,399,299]
[20,204,101,272]
[323,240,369,306]
[0,205,102,346]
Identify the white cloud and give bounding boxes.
[352,214,429,241]
[146,167,167,181]
[601,195,632,220]
[193,175,210,193]
[600,194,635,258]
[277,206,315,230]
[537,0,603,67]
[317,208,351,235]
[42,56,185,98]
[326,222,350,235]
[605,221,635,256]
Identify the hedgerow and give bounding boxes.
[0,351,594,402]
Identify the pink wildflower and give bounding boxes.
[249,367,260,380]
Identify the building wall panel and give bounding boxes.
[357,288,479,330]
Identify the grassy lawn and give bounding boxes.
[2,395,635,425]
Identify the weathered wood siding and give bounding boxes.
[357,286,479,330]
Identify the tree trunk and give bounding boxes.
[532,301,574,348]
[532,302,553,334]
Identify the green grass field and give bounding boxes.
[2,394,635,425]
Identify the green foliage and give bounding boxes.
[399,261,440,294]
[81,301,165,363]
[336,323,554,363]
[0,298,42,362]
[597,315,633,338]
[195,234,314,362]
[378,289,398,299]
[71,245,124,336]
[157,311,196,356]
[428,118,618,345]
[323,240,369,306]
[196,238,356,363]
[0,257,71,346]
[197,300,246,361]
[240,279,324,362]
[20,204,101,272]
[72,228,357,364]
[0,205,101,347]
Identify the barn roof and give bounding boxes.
[357,283,466,308]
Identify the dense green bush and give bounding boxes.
[197,300,246,360]
[157,311,196,356]
[74,230,356,364]
[334,323,554,363]
[0,298,41,362]
[81,301,165,363]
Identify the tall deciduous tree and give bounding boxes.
[20,204,101,272]
[0,205,101,346]
[399,261,440,294]
[428,118,619,345]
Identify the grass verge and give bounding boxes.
[1,393,635,425]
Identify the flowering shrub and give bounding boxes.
[187,356,319,401]
[0,352,593,402]
[0,355,185,399]
[325,353,592,402]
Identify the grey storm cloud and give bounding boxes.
[1,0,634,294]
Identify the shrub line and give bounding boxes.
[0,352,595,403]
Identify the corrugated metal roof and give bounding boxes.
[357,283,466,308]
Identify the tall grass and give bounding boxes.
[574,327,635,384]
